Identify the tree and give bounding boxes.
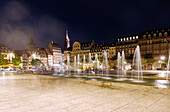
[144,53,156,64]
[126,54,133,63]
[31,59,42,66]
[0,54,9,65]
[12,56,21,65]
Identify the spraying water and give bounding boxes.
[74,56,76,74]
[117,52,121,76]
[103,51,109,75]
[94,53,99,74]
[77,54,80,74]
[167,49,170,80]
[83,55,86,74]
[67,55,70,74]
[132,45,143,80]
[121,51,126,76]
[89,53,92,74]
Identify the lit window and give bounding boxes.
[143,35,146,39]
[130,37,132,40]
[164,32,168,36]
[133,36,135,39]
[148,34,151,38]
[136,36,138,39]
[121,38,122,41]
[127,38,128,40]
[153,33,156,37]
[159,33,162,37]
[124,38,125,41]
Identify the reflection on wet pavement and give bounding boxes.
[0,72,170,112]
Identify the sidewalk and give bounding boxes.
[0,73,169,112]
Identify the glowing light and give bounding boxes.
[160,56,165,60]
[32,53,36,59]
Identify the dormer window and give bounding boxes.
[136,36,138,39]
[130,37,132,40]
[159,33,162,37]
[148,34,151,38]
[133,36,135,39]
[164,32,168,36]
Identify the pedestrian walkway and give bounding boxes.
[0,72,169,112]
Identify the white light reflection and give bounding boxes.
[155,80,169,89]
[2,72,6,79]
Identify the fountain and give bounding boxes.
[89,53,92,74]
[165,49,170,83]
[60,54,64,73]
[74,56,77,74]
[77,54,80,74]
[83,55,86,74]
[116,51,126,81]
[121,51,127,76]
[67,55,70,74]
[117,52,121,76]
[102,51,109,75]
[131,45,143,82]
[94,53,99,74]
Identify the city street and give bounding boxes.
[0,72,170,112]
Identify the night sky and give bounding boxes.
[0,0,170,50]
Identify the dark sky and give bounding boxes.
[0,0,170,50]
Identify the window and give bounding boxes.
[164,39,166,43]
[136,36,138,39]
[161,45,163,49]
[127,38,129,40]
[154,45,156,49]
[148,34,151,38]
[159,33,162,37]
[133,36,135,39]
[164,32,168,36]
[150,40,152,44]
[153,33,156,37]
[130,37,132,40]
[164,45,166,48]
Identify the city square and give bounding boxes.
[0,72,170,112]
[0,0,170,112]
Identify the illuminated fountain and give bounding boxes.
[116,51,126,81]
[101,51,112,80]
[60,54,64,73]
[89,53,92,74]
[94,53,99,74]
[117,52,121,75]
[102,51,109,75]
[83,55,86,74]
[131,45,143,82]
[77,54,80,74]
[67,55,70,74]
[74,56,77,74]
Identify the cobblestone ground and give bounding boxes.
[0,72,170,112]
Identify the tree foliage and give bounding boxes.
[0,54,9,65]
[12,56,21,65]
[31,59,42,66]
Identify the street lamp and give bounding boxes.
[160,56,165,60]
[32,53,36,59]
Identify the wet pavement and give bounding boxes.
[0,72,170,112]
